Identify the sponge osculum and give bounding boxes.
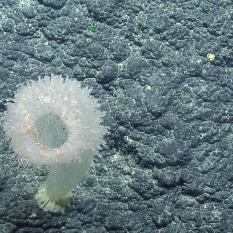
[2,74,108,166]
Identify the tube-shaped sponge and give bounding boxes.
[3,74,108,212]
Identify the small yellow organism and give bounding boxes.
[172,215,179,224]
[207,53,215,61]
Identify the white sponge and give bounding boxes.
[3,74,108,212]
